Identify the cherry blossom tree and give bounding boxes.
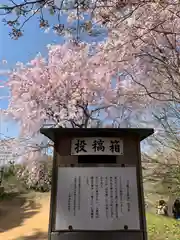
[94,2,180,168]
[7,41,142,138]
[94,1,180,104]
[4,1,180,150]
[4,40,147,186]
[99,2,180,154]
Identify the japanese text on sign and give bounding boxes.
[71,138,123,155]
[55,167,140,230]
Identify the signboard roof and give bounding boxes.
[40,128,154,143]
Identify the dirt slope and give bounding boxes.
[0,193,50,240]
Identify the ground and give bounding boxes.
[0,192,49,240]
[0,192,180,240]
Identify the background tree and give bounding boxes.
[141,102,180,199]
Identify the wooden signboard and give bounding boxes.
[40,128,154,240]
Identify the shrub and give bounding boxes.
[160,165,180,195]
[1,161,16,179]
[0,158,52,193]
[16,160,52,192]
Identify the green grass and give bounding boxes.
[147,212,180,240]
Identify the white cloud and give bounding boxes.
[0,69,10,75]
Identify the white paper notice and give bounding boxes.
[55,167,140,231]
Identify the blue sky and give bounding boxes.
[0,12,61,138]
[0,7,107,139]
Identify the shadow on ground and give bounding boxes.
[0,193,41,233]
[14,229,48,240]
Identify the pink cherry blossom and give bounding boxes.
[91,1,180,105]
[7,41,142,137]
